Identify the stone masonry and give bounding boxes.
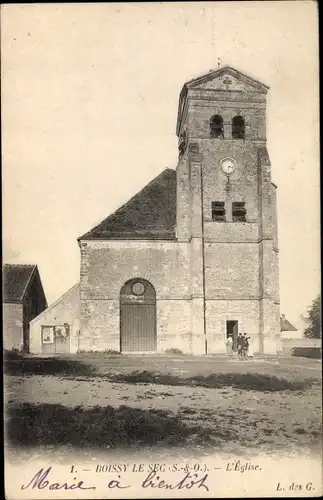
[75,66,281,354]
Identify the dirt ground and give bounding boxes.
[4,354,322,463]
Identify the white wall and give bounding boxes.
[29,283,80,353]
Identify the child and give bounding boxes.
[243,333,249,358]
[243,333,251,358]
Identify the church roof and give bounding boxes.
[280,315,298,332]
[3,264,37,302]
[79,168,177,241]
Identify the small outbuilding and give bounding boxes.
[280,314,298,338]
[3,264,47,351]
[280,313,320,353]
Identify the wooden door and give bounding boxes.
[54,325,70,354]
[120,279,156,353]
[226,320,239,351]
[41,324,70,354]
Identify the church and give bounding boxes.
[29,65,281,355]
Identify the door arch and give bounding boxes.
[120,278,156,353]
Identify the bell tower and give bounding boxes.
[176,66,280,354]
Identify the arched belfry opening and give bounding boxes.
[120,278,156,353]
[232,115,245,139]
[210,115,224,138]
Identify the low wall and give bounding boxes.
[281,337,321,353]
[281,338,322,359]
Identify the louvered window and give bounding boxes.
[232,202,246,222]
[212,201,225,221]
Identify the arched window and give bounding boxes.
[210,115,224,138]
[232,116,245,139]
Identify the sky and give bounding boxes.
[2,2,320,326]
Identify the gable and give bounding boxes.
[186,66,269,93]
[79,168,177,240]
[30,283,79,324]
[197,74,253,92]
[25,267,48,308]
[3,264,36,302]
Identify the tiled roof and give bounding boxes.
[280,315,298,332]
[79,168,177,240]
[3,264,36,302]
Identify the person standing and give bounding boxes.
[237,333,244,359]
[242,333,250,358]
[226,335,233,357]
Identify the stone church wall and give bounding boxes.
[79,240,192,352]
[176,92,280,354]
[204,242,260,298]
[194,140,261,228]
[186,94,266,141]
[206,300,260,353]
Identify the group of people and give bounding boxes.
[225,332,253,359]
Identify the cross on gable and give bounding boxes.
[223,76,233,90]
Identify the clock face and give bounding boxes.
[220,157,237,176]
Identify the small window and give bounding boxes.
[212,201,226,221]
[210,115,224,138]
[232,115,245,139]
[232,202,246,222]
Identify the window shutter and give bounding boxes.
[232,202,246,222]
[212,201,226,221]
